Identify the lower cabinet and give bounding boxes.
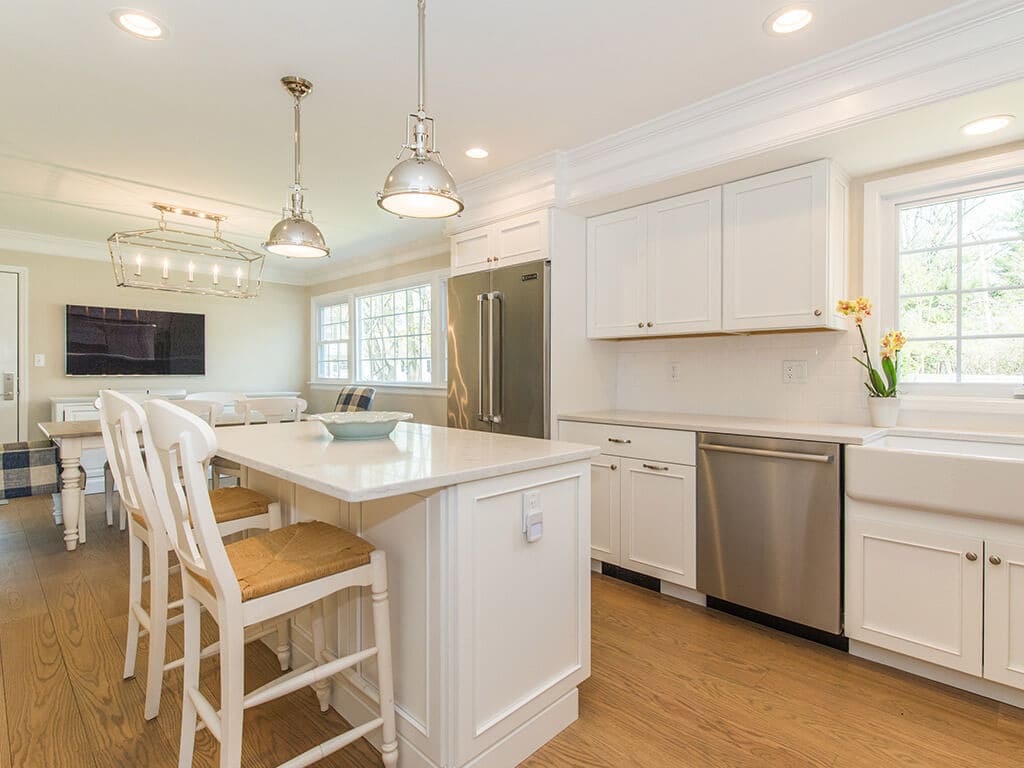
[847,516,1024,691]
[619,458,696,587]
[559,420,696,589]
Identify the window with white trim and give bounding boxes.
[311,271,447,389]
[897,184,1024,385]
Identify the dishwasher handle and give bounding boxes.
[699,442,834,464]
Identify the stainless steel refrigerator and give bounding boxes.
[447,259,550,438]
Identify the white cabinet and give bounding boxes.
[586,188,722,339]
[449,210,550,277]
[558,419,696,588]
[846,517,983,675]
[589,457,621,564]
[984,539,1024,690]
[722,159,848,332]
[619,458,696,587]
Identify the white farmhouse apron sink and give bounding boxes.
[846,434,1024,524]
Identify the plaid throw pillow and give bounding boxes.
[334,386,376,413]
[0,441,60,500]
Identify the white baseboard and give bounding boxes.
[589,558,602,573]
[850,640,1024,710]
[660,581,707,607]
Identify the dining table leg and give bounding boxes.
[58,438,83,551]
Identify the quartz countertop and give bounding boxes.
[558,410,887,445]
[214,421,599,503]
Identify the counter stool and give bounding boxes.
[98,391,291,722]
[143,398,398,768]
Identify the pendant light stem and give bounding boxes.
[293,94,302,189]
[417,0,426,115]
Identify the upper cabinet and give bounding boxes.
[722,159,848,332]
[584,159,848,339]
[450,210,550,277]
[587,187,722,339]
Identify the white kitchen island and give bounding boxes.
[214,420,598,768]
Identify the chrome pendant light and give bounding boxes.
[264,76,330,258]
[377,0,463,219]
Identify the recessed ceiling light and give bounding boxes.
[960,115,1015,136]
[764,5,815,35]
[465,147,489,159]
[109,8,167,40]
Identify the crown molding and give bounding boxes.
[0,227,307,286]
[302,237,448,287]
[460,0,1024,213]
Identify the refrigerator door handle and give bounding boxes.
[489,291,504,424]
[476,293,489,422]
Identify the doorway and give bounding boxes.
[0,267,27,442]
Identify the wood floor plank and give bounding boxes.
[0,637,12,768]
[0,614,98,768]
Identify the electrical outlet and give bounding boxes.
[669,362,681,381]
[33,354,45,367]
[783,360,808,384]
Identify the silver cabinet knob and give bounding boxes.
[637,322,644,328]
[990,554,1002,565]
[610,464,618,471]
[965,552,978,561]
[647,321,654,327]
[814,309,823,317]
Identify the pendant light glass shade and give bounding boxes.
[265,76,330,259]
[377,0,463,219]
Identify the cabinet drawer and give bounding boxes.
[559,420,695,465]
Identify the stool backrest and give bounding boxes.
[235,396,307,425]
[142,399,239,605]
[172,399,224,426]
[97,390,166,542]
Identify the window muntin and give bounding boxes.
[357,284,433,384]
[316,302,349,380]
[897,185,1024,384]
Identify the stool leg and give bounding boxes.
[123,533,143,679]
[275,619,291,672]
[144,542,168,720]
[104,463,114,527]
[311,600,331,713]
[218,619,246,768]
[178,595,201,768]
[371,552,399,767]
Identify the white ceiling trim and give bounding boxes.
[303,238,448,287]
[452,0,1024,228]
[0,226,307,287]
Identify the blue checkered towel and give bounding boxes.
[0,441,61,500]
[334,386,376,412]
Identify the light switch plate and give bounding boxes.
[783,360,808,383]
[669,362,681,381]
[33,354,45,367]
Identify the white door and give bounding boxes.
[722,160,829,331]
[451,226,493,276]
[619,458,696,588]
[647,189,722,335]
[587,207,647,338]
[0,270,20,442]
[845,518,983,675]
[589,456,621,564]
[984,539,1024,691]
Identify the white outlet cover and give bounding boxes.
[33,353,45,367]
[783,360,808,383]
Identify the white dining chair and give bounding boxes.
[173,398,225,426]
[97,391,291,722]
[235,396,308,425]
[142,399,398,768]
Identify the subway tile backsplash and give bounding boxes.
[615,330,870,425]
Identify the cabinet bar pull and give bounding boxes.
[699,442,833,464]
[607,437,632,444]
[642,463,670,472]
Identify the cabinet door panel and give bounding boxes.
[620,459,696,588]
[647,189,722,335]
[723,160,828,331]
[845,518,983,675]
[984,539,1024,691]
[589,457,620,564]
[495,211,547,268]
[451,227,492,275]
[587,207,646,338]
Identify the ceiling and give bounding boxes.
[0,0,968,277]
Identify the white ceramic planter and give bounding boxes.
[868,397,900,428]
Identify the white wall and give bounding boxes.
[615,331,869,425]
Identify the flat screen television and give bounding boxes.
[65,305,205,376]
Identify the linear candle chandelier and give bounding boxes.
[109,203,265,298]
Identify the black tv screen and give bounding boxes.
[66,305,205,376]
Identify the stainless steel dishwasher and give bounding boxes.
[697,432,842,635]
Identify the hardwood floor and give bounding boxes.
[1,493,1023,767]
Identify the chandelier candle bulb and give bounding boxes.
[187,261,195,282]
[134,254,142,276]
[235,267,242,288]
[212,264,220,285]
[161,258,169,280]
